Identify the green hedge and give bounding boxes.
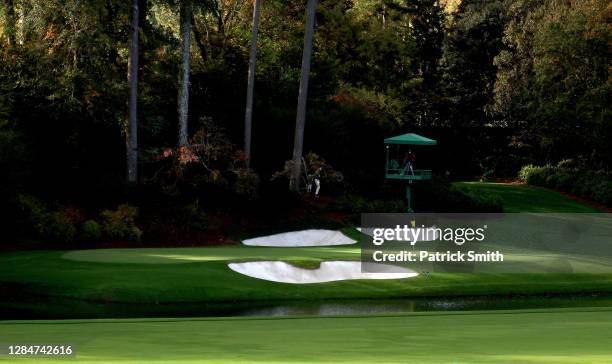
[518,161,612,207]
[16,195,144,244]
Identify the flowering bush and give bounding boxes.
[147,117,259,199]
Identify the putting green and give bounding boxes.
[3,246,612,307]
[2,183,612,307]
[1,183,611,363]
[1,308,611,363]
[61,245,360,264]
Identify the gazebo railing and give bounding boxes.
[385,166,432,180]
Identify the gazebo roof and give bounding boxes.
[384,133,437,146]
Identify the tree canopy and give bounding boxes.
[0,0,609,208]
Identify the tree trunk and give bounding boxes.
[381,2,386,29]
[126,0,139,184]
[243,0,261,168]
[4,0,16,46]
[191,14,208,61]
[177,0,192,146]
[290,0,316,191]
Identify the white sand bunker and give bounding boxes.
[228,261,418,284]
[242,229,356,247]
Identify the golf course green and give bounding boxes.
[1,183,611,363]
[2,183,609,307]
[1,309,612,363]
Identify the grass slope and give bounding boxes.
[2,183,611,364]
[3,248,612,306]
[1,308,612,363]
[455,182,600,212]
[1,183,611,308]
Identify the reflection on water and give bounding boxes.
[2,294,612,320]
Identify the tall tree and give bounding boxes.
[409,0,445,89]
[290,0,317,191]
[3,0,16,46]
[126,0,140,183]
[440,0,506,126]
[243,0,261,168]
[178,0,192,146]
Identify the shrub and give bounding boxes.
[591,180,612,206]
[47,211,77,242]
[82,220,102,241]
[233,169,260,200]
[518,164,536,182]
[518,164,556,186]
[557,159,577,169]
[573,171,597,197]
[100,204,142,242]
[554,168,577,191]
[179,201,208,230]
[519,162,612,207]
[16,195,80,242]
[16,194,50,237]
[333,195,369,213]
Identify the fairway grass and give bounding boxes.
[2,183,611,363]
[2,183,612,309]
[455,182,601,213]
[3,248,612,307]
[1,308,612,363]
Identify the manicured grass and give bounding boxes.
[2,247,612,308]
[455,182,600,212]
[2,183,611,363]
[1,183,611,311]
[2,308,612,363]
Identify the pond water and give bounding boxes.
[2,294,612,320]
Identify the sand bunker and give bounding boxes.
[242,229,356,247]
[228,261,418,284]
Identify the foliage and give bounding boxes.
[440,0,507,126]
[16,195,82,243]
[46,210,78,243]
[518,164,556,186]
[174,200,209,231]
[1,0,610,243]
[16,194,51,238]
[519,161,612,207]
[100,204,143,242]
[272,152,344,193]
[147,117,259,199]
[232,168,260,200]
[0,96,27,192]
[494,0,611,166]
[82,220,102,242]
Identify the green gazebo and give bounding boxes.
[384,133,437,212]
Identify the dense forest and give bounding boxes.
[1,0,610,244]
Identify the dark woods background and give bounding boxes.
[1,0,610,243]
